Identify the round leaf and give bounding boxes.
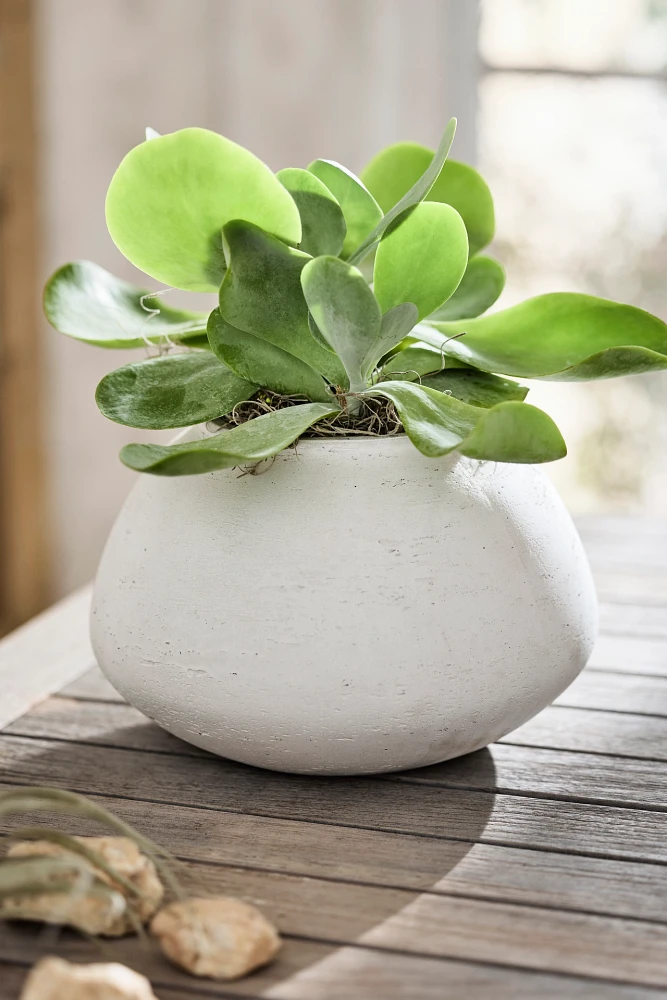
[44,261,207,348]
[208,310,331,402]
[96,352,256,429]
[362,143,495,255]
[106,128,302,292]
[373,203,469,321]
[277,167,346,257]
[121,402,339,476]
[428,255,505,321]
[363,380,565,463]
[424,293,667,380]
[422,370,528,408]
[307,159,382,259]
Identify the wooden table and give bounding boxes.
[1,515,667,999]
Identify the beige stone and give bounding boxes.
[151,896,282,980]
[19,957,157,1000]
[2,836,163,936]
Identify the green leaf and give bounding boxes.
[105,127,302,292]
[300,256,380,393]
[44,261,207,348]
[121,402,339,476]
[95,351,256,429]
[349,119,457,266]
[208,309,330,402]
[362,380,565,463]
[428,255,505,321]
[307,159,382,259]
[361,303,418,379]
[218,221,346,385]
[373,202,469,321]
[382,342,469,379]
[277,167,346,257]
[422,370,529,408]
[361,140,494,255]
[423,293,667,380]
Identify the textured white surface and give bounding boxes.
[91,437,598,775]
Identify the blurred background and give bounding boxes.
[1,0,666,632]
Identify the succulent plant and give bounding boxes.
[44,120,667,476]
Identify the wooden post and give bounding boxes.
[0,0,49,633]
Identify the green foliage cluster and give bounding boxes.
[45,121,667,475]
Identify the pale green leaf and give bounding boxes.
[218,221,346,385]
[95,351,256,429]
[373,202,468,321]
[423,293,667,380]
[121,402,339,475]
[44,261,207,349]
[105,127,302,292]
[362,380,565,463]
[277,167,346,257]
[307,159,382,259]
[361,140,494,255]
[428,255,505,321]
[208,309,330,402]
[300,256,380,393]
[348,119,457,266]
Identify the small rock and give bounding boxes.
[151,896,281,980]
[2,836,163,936]
[19,957,157,1000]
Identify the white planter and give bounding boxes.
[91,435,597,775]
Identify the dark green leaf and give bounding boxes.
[423,293,667,380]
[301,256,380,393]
[96,351,256,429]
[218,221,346,385]
[349,119,457,266]
[428,255,505,321]
[207,309,330,402]
[373,202,468,320]
[121,402,339,475]
[361,140,494,255]
[422,370,528,407]
[277,167,346,257]
[307,159,382,259]
[362,380,565,463]
[105,127,301,291]
[44,261,207,349]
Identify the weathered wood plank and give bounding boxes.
[599,603,667,639]
[1,735,666,863]
[503,706,667,760]
[555,670,667,716]
[10,699,667,802]
[4,860,667,987]
[0,588,93,729]
[2,781,664,924]
[2,943,660,1000]
[588,635,667,676]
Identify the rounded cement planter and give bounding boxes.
[91,435,598,775]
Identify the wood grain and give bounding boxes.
[2,734,667,863]
[555,670,667,715]
[3,781,665,923]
